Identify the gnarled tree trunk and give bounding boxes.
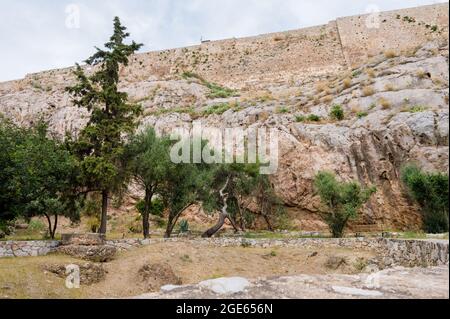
[202,177,233,238]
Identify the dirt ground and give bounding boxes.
[0,241,376,299]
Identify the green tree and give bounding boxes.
[0,118,27,231]
[401,165,449,233]
[314,171,376,238]
[66,17,143,234]
[2,121,80,239]
[202,163,260,238]
[253,175,286,231]
[124,128,172,238]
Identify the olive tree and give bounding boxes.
[314,171,376,238]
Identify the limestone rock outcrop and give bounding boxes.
[0,4,448,232]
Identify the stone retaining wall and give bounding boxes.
[0,240,60,258]
[1,238,448,268]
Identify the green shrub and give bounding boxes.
[203,103,232,115]
[27,219,46,232]
[295,115,306,122]
[178,219,190,233]
[330,105,345,120]
[307,114,321,122]
[401,165,449,233]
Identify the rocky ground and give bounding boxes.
[136,266,449,299]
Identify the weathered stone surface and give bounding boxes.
[61,233,106,246]
[136,266,449,299]
[0,241,60,258]
[44,263,107,285]
[57,245,117,263]
[198,277,250,295]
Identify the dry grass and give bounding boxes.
[316,82,330,94]
[0,242,376,299]
[384,83,396,92]
[416,69,427,79]
[384,50,397,59]
[343,78,352,89]
[379,97,392,109]
[362,86,375,97]
[322,95,334,103]
[365,68,376,78]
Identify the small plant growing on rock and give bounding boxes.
[362,86,375,97]
[307,114,321,122]
[357,112,368,119]
[295,115,306,122]
[314,171,376,238]
[409,105,427,113]
[379,97,391,109]
[276,106,289,114]
[330,105,345,121]
[384,50,397,59]
[365,68,376,78]
[342,78,352,89]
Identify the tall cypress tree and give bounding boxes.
[66,17,143,234]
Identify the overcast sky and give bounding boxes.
[0,0,447,81]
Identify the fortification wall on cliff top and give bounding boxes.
[0,3,448,93]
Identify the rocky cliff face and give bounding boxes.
[0,5,448,232]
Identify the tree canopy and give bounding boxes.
[66,16,143,234]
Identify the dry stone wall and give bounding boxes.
[2,238,447,269]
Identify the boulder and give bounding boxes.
[44,263,106,285]
[57,244,117,262]
[61,233,106,246]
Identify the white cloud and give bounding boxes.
[0,0,447,81]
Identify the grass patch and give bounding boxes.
[409,105,428,113]
[356,112,368,119]
[182,71,238,99]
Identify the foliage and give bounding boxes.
[329,105,345,121]
[314,171,376,238]
[181,72,237,99]
[0,120,81,238]
[401,165,449,233]
[124,127,172,238]
[66,17,143,234]
[178,219,190,233]
[203,103,232,115]
[307,114,321,122]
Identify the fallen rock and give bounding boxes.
[61,233,106,246]
[198,277,251,295]
[138,263,182,292]
[57,245,117,262]
[44,263,106,285]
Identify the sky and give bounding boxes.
[0,0,448,81]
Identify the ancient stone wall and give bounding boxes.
[0,3,447,92]
[0,240,60,258]
[3,238,446,269]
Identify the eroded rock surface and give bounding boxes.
[136,267,449,299]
